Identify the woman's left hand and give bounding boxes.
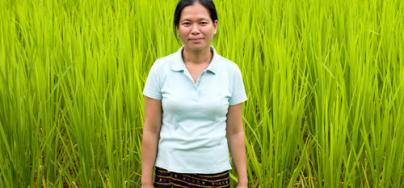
[236,182,248,188]
[236,185,248,188]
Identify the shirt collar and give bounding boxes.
[170,46,219,75]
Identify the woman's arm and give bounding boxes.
[141,96,162,187]
[226,103,248,187]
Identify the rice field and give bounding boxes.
[0,0,403,187]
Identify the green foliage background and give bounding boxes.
[0,0,403,187]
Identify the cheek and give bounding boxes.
[204,31,215,39]
[201,28,215,36]
[178,29,189,39]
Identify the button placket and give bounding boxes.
[182,69,196,87]
[195,71,206,88]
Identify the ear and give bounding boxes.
[213,20,218,34]
[175,27,180,37]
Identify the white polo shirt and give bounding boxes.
[143,47,247,174]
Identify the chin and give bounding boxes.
[186,44,209,51]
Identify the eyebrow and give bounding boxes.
[181,18,210,22]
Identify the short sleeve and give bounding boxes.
[143,61,162,100]
[229,66,247,105]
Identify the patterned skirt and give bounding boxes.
[154,167,230,188]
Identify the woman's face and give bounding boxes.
[177,3,217,52]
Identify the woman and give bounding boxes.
[141,0,248,187]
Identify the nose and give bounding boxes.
[190,24,200,35]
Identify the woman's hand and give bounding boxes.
[141,97,162,188]
[227,104,248,188]
[141,182,154,188]
[236,182,248,188]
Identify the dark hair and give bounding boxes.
[173,0,218,34]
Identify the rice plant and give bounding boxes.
[0,0,403,187]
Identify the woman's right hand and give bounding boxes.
[141,97,162,188]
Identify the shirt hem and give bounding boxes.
[155,164,232,174]
[143,91,162,100]
[229,97,247,106]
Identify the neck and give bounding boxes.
[182,47,212,64]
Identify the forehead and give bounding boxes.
[180,3,211,20]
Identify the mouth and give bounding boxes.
[189,38,204,41]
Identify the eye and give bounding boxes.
[182,22,191,27]
[200,21,208,25]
